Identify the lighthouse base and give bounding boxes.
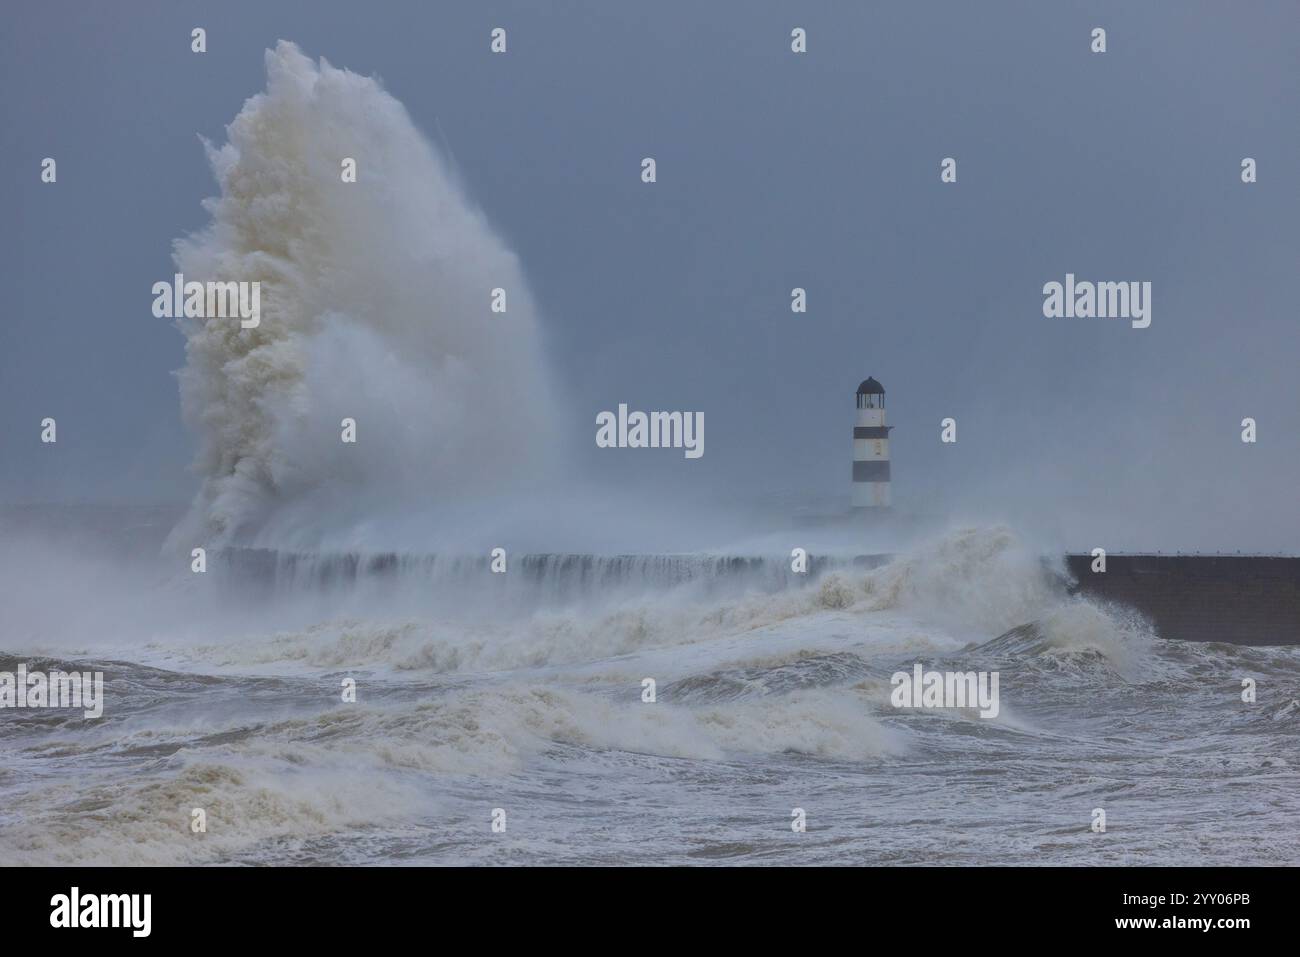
[852,482,891,508]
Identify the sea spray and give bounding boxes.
[167,41,560,549]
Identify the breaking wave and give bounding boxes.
[168,41,559,549]
[9,522,1292,867]
[167,526,1151,677]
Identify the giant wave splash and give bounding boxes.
[168,42,560,549]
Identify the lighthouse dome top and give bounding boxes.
[856,377,885,396]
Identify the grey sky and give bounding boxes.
[1,1,1297,551]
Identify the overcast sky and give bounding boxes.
[1,1,1297,551]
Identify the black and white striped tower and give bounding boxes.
[852,377,891,508]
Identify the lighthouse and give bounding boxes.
[852,377,891,507]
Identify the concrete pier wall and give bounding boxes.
[1065,555,1300,646]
